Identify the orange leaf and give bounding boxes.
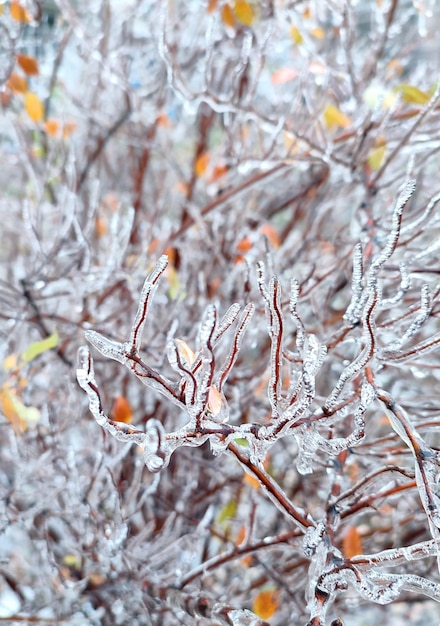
[221,3,235,28]
[7,72,27,93]
[323,103,351,129]
[210,163,228,181]
[260,224,280,248]
[16,54,39,76]
[207,385,222,416]
[62,121,77,139]
[10,1,30,23]
[25,92,44,123]
[156,112,171,127]
[112,396,133,423]
[95,216,108,238]
[44,119,60,137]
[253,589,279,619]
[342,525,363,558]
[310,27,325,39]
[236,236,253,252]
[271,67,298,85]
[234,0,253,26]
[194,152,210,177]
[207,0,218,12]
[236,525,247,546]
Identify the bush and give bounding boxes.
[1,1,440,624]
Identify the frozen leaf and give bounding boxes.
[175,339,196,367]
[25,92,44,123]
[290,25,303,45]
[7,72,27,93]
[207,385,222,416]
[21,331,59,364]
[252,589,279,619]
[367,143,386,170]
[323,104,351,129]
[342,525,363,558]
[207,0,218,12]
[234,0,253,26]
[112,396,133,423]
[194,151,210,177]
[271,67,298,85]
[394,84,430,105]
[16,53,39,76]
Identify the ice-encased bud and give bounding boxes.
[142,419,169,472]
[303,521,326,557]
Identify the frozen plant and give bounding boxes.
[77,180,440,625]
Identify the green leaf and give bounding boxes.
[22,331,59,364]
[234,437,249,447]
[217,499,237,523]
[394,84,430,105]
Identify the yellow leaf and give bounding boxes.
[221,3,235,28]
[175,339,196,367]
[25,92,44,123]
[234,0,253,26]
[10,1,30,23]
[253,589,279,619]
[7,72,27,93]
[22,331,59,364]
[310,27,325,39]
[194,152,210,177]
[3,354,18,372]
[367,143,386,170]
[112,396,133,423]
[62,554,82,570]
[290,25,303,45]
[0,387,40,432]
[166,265,181,300]
[16,54,39,76]
[323,103,351,129]
[217,498,237,523]
[342,525,363,558]
[394,84,430,105]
